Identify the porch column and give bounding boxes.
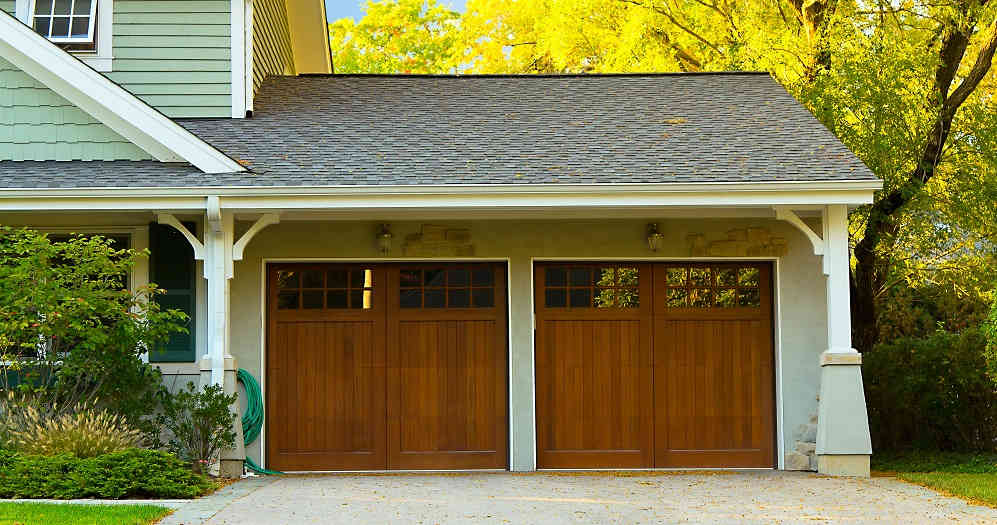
[202,202,245,477]
[202,205,233,387]
[816,204,872,476]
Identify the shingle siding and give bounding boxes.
[108,0,232,118]
[0,57,151,161]
[252,0,295,97]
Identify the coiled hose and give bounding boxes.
[237,368,283,475]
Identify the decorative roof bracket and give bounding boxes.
[773,205,831,275]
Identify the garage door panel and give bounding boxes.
[652,263,775,468]
[654,318,774,467]
[266,317,387,471]
[392,320,502,460]
[534,263,654,469]
[537,319,651,468]
[387,264,508,470]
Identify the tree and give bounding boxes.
[329,0,461,74]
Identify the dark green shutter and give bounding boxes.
[149,222,197,363]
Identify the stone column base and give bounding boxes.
[218,356,246,479]
[818,454,870,477]
[219,458,245,479]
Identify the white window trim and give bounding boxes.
[16,0,113,72]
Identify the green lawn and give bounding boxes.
[873,451,997,507]
[0,503,171,525]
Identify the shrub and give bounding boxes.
[0,228,184,439]
[7,401,143,458]
[0,448,211,499]
[158,382,237,474]
[864,327,997,451]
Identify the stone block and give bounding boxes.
[785,452,811,471]
[799,423,817,443]
[796,441,816,455]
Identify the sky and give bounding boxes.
[325,1,467,21]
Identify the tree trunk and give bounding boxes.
[849,15,997,351]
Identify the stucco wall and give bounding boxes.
[230,218,828,471]
[0,213,828,471]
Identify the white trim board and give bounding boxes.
[0,10,245,173]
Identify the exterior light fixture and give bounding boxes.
[646,223,663,252]
[377,223,393,255]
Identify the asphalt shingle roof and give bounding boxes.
[0,73,877,189]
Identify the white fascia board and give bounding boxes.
[0,12,245,174]
[0,180,881,211]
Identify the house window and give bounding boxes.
[31,0,97,47]
[17,0,112,71]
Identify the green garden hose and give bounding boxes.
[237,368,283,475]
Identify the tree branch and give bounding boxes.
[617,0,723,55]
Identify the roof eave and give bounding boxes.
[0,179,883,212]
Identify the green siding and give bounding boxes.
[107,0,232,118]
[252,0,295,96]
[0,1,13,15]
[0,57,152,161]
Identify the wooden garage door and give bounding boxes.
[535,262,775,469]
[267,263,507,471]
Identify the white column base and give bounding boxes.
[816,350,872,478]
[198,356,212,388]
[818,454,870,477]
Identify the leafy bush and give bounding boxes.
[158,382,237,474]
[872,450,997,473]
[0,448,211,499]
[7,401,143,458]
[864,327,997,451]
[0,227,184,439]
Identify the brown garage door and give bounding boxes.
[535,262,775,469]
[267,263,508,471]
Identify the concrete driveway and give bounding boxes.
[162,471,997,524]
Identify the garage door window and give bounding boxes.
[399,266,495,308]
[664,265,761,308]
[543,265,639,308]
[276,268,374,310]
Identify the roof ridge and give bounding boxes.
[297,71,771,79]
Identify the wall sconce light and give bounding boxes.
[646,223,663,252]
[376,223,393,255]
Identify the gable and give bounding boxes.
[0,9,244,172]
[0,57,151,161]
